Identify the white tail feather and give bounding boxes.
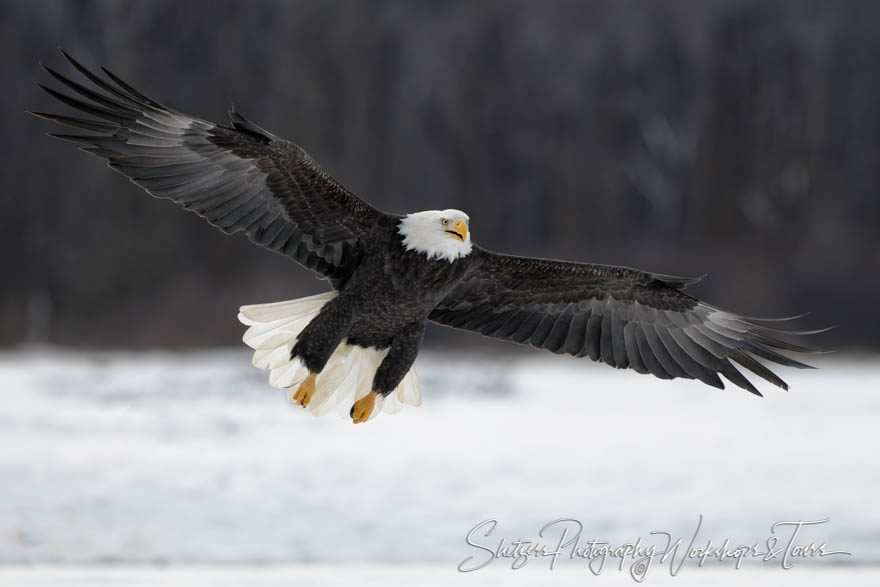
[237,292,421,420]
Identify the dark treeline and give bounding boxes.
[2,0,878,348]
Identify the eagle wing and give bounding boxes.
[430,247,822,394]
[31,51,386,287]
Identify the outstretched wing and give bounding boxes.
[30,50,387,288]
[430,248,824,394]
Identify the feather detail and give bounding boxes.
[32,50,386,289]
[238,292,421,420]
[429,248,825,394]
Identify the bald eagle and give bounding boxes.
[32,52,822,423]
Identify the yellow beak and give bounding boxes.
[444,219,468,242]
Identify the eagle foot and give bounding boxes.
[292,372,317,407]
[350,391,377,424]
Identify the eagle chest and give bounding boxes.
[388,246,470,299]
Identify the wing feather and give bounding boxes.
[599,306,615,366]
[623,322,647,374]
[564,311,590,356]
[635,322,673,380]
[430,248,823,394]
[544,306,574,354]
[32,51,388,287]
[610,308,629,368]
[584,312,603,361]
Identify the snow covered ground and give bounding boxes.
[2,565,880,587]
[1,348,878,585]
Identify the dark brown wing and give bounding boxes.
[30,50,387,287]
[430,247,824,395]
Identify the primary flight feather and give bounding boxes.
[31,51,822,422]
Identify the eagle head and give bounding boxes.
[399,209,473,262]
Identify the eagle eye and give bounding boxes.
[441,218,449,226]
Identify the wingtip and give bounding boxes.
[55,47,77,67]
[740,311,813,323]
[59,47,81,69]
[26,110,51,121]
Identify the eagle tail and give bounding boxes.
[237,292,421,420]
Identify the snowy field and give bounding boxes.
[1,348,878,585]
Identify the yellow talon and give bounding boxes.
[292,372,317,407]
[351,391,377,424]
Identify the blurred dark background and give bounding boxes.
[2,0,878,349]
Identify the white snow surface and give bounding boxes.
[0,348,877,578]
[2,566,880,587]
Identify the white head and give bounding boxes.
[398,209,473,262]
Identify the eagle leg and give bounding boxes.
[350,391,377,424]
[292,372,317,407]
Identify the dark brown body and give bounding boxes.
[292,215,474,395]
